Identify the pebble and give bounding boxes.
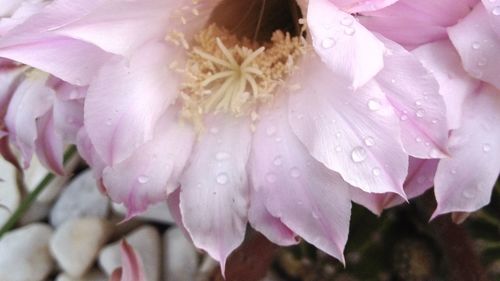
[50,218,112,278]
[50,170,109,227]
[19,200,51,225]
[112,202,174,224]
[55,269,107,281]
[164,227,198,281]
[0,158,19,226]
[99,225,161,281]
[0,223,54,281]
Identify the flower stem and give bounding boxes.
[0,146,77,238]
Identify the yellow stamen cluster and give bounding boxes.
[180,24,307,129]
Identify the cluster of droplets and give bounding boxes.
[320,16,357,50]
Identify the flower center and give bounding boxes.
[174,0,307,129]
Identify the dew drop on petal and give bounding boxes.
[482,143,491,152]
[321,38,336,49]
[273,156,283,166]
[351,147,367,163]
[290,167,301,178]
[462,189,475,199]
[216,173,229,185]
[335,146,343,152]
[266,173,277,183]
[215,152,231,161]
[340,16,354,26]
[344,27,356,36]
[471,42,481,49]
[367,99,381,111]
[312,211,320,219]
[416,109,425,118]
[400,114,408,121]
[105,118,112,126]
[266,126,277,136]
[364,136,375,147]
[415,137,422,143]
[137,175,150,184]
[493,6,500,15]
[372,167,381,176]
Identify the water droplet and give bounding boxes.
[215,152,231,161]
[351,147,367,163]
[415,137,422,143]
[105,118,112,126]
[477,58,487,66]
[471,41,481,49]
[482,143,491,152]
[312,211,320,219]
[429,149,441,158]
[290,167,301,178]
[462,189,475,199]
[400,114,408,121]
[266,173,277,183]
[266,126,276,136]
[216,173,229,185]
[450,169,457,175]
[335,132,342,138]
[321,38,336,49]
[335,146,343,152]
[431,119,438,124]
[415,109,425,118]
[75,79,82,86]
[492,6,500,15]
[415,99,423,106]
[372,167,381,176]
[391,79,397,84]
[275,137,282,143]
[273,156,283,166]
[344,27,356,36]
[367,99,381,111]
[340,16,354,26]
[137,175,149,184]
[364,136,375,147]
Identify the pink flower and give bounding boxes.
[351,0,500,220]
[109,240,147,281]
[0,0,450,270]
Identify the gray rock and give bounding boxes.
[55,269,107,281]
[50,218,112,278]
[50,170,109,227]
[99,225,161,281]
[164,228,198,281]
[0,223,54,281]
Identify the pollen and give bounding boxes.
[180,24,307,129]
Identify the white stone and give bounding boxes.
[0,158,20,227]
[50,218,112,278]
[55,269,107,281]
[99,226,161,281]
[50,170,109,227]
[23,156,68,203]
[164,228,198,281]
[112,202,174,224]
[0,223,54,281]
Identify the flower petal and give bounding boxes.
[110,240,147,281]
[433,85,500,217]
[359,0,479,47]
[412,40,480,130]
[330,0,400,13]
[103,110,195,218]
[308,0,385,88]
[84,42,179,165]
[481,0,500,37]
[4,71,54,168]
[252,100,351,263]
[289,53,407,195]
[376,36,449,158]
[248,186,298,247]
[34,110,64,175]
[448,3,500,89]
[179,115,251,273]
[76,127,106,179]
